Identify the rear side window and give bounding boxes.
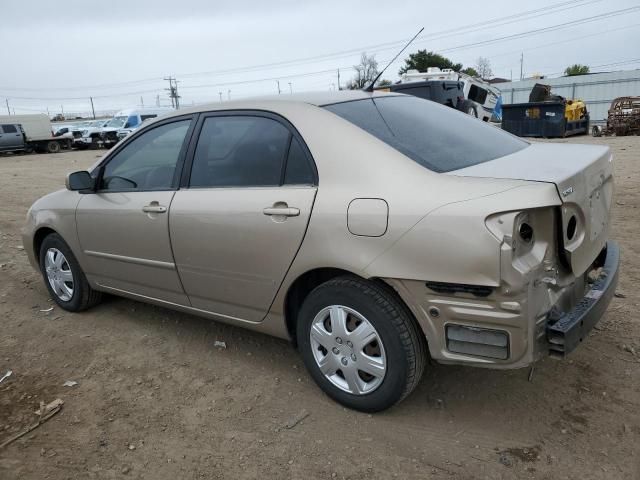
[190,116,290,188]
[2,124,17,133]
[324,96,527,173]
[140,114,158,122]
[284,137,314,185]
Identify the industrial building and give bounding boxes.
[495,69,640,122]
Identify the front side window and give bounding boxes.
[100,119,190,191]
[125,115,140,129]
[190,116,291,188]
[468,85,488,104]
[2,124,17,133]
[324,95,527,173]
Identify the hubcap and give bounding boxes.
[309,305,386,395]
[44,248,74,301]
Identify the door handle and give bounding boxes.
[263,206,300,217]
[142,203,167,214]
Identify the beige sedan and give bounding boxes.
[23,91,619,411]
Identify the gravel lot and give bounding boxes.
[0,136,638,479]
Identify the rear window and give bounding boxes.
[323,95,527,173]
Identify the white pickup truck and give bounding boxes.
[0,114,72,153]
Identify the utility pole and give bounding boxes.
[288,82,292,94]
[218,92,223,102]
[61,105,64,118]
[227,89,231,100]
[140,96,144,107]
[156,94,160,107]
[520,53,524,81]
[5,99,9,115]
[89,97,96,119]
[337,69,341,90]
[164,76,181,109]
[276,80,281,94]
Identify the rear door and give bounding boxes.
[169,112,317,322]
[0,124,23,150]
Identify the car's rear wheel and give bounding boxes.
[39,233,102,311]
[297,276,426,412]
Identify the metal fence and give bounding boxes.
[495,69,640,122]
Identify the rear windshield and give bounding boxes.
[323,95,528,173]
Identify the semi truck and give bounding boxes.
[0,114,72,154]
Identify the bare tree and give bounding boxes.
[347,53,379,89]
[475,57,493,79]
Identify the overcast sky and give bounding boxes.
[1,0,639,116]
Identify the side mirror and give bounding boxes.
[66,171,95,192]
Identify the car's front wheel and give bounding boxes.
[39,233,102,311]
[297,276,426,412]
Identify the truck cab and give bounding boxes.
[0,124,25,152]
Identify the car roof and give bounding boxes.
[167,90,401,118]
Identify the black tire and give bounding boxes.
[458,100,478,118]
[46,141,61,154]
[39,233,102,312]
[297,276,427,412]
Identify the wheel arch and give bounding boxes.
[283,267,422,347]
[33,226,59,269]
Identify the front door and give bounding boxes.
[0,124,23,150]
[76,117,194,304]
[170,113,318,322]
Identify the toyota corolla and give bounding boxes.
[22,91,619,412]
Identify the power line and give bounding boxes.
[174,0,601,80]
[3,6,638,104]
[0,0,599,93]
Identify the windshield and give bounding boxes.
[107,116,127,128]
[323,95,528,173]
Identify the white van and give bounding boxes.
[76,107,174,149]
[400,68,501,122]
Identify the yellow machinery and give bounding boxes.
[565,99,588,122]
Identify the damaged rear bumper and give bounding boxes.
[546,241,620,357]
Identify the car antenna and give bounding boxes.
[363,27,424,92]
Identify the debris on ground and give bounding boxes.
[0,370,12,384]
[284,409,310,429]
[1,399,64,449]
[619,344,637,356]
[214,341,227,349]
[35,398,64,416]
[63,380,78,387]
[39,307,54,313]
[614,292,627,298]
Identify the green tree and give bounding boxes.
[399,50,462,75]
[377,79,392,87]
[460,67,479,77]
[564,64,590,76]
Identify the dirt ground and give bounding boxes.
[0,136,638,480]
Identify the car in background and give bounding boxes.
[99,107,173,148]
[379,67,501,121]
[23,91,618,412]
[74,119,111,149]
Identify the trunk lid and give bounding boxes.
[448,143,613,275]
